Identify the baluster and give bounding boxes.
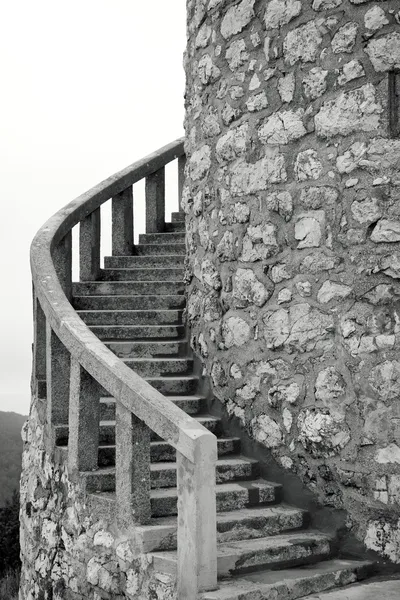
[80,208,101,281]
[112,187,134,255]
[53,231,72,300]
[177,436,218,596]
[115,402,151,528]
[145,167,165,233]
[32,291,47,396]
[68,358,100,473]
[46,324,70,442]
[178,155,186,211]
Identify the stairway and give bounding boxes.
[63,210,374,599]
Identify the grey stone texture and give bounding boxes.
[184,0,400,566]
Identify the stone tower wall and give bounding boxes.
[183,0,400,562]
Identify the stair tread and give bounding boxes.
[100,395,205,402]
[151,530,332,561]
[151,478,282,499]
[199,560,374,599]
[99,436,240,450]
[98,414,219,426]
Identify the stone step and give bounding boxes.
[150,531,332,578]
[199,560,374,600]
[55,415,221,448]
[73,281,184,296]
[83,456,259,492]
[104,255,184,269]
[78,309,183,326]
[98,437,241,467]
[74,295,186,311]
[165,221,185,232]
[90,324,185,340]
[146,375,199,395]
[99,395,205,420]
[132,505,308,552]
[102,268,184,282]
[88,479,282,519]
[152,479,282,517]
[134,243,186,256]
[121,358,193,377]
[139,232,185,244]
[171,211,185,222]
[301,578,399,599]
[105,339,188,358]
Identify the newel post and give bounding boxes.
[112,187,134,255]
[115,401,151,528]
[145,167,165,233]
[177,433,218,597]
[68,358,100,473]
[80,208,101,281]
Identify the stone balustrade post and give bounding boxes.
[112,187,134,255]
[53,231,72,300]
[145,167,165,233]
[178,155,186,211]
[115,401,151,528]
[79,208,101,281]
[46,324,70,442]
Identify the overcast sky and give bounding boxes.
[0,1,186,415]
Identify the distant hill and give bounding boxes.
[0,412,27,507]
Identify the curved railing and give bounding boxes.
[30,139,218,597]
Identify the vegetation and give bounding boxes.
[0,489,21,599]
[0,411,26,507]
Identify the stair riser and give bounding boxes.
[91,325,185,340]
[199,562,374,600]
[139,233,185,244]
[148,378,198,396]
[105,340,187,358]
[100,398,203,421]
[151,486,281,518]
[123,359,192,377]
[165,222,185,232]
[102,269,184,282]
[73,282,184,296]
[134,244,186,256]
[97,421,220,445]
[74,296,186,311]
[171,212,185,223]
[79,310,183,326]
[98,437,240,466]
[104,256,184,269]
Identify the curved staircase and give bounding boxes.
[31,141,376,599]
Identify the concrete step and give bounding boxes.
[130,505,308,552]
[73,281,184,296]
[199,560,374,600]
[78,309,183,326]
[98,436,241,467]
[83,456,259,492]
[301,578,400,599]
[165,221,185,232]
[139,232,185,244]
[104,255,184,269]
[105,340,188,358]
[99,395,205,421]
[150,479,283,517]
[90,324,185,340]
[150,530,332,578]
[55,415,221,448]
[74,295,186,311]
[134,243,186,256]
[146,375,199,395]
[102,268,184,282]
[121,358,193,377]
[171,211,185,223]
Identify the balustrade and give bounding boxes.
[30,139,218,597]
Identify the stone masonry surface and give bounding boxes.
[19,394,176,600]
[184,0,400,564]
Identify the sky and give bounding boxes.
[0,1,186,415]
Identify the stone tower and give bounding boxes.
[183,0,400,562]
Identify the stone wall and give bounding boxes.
[183,0,400,563]
[19,392,175,600]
